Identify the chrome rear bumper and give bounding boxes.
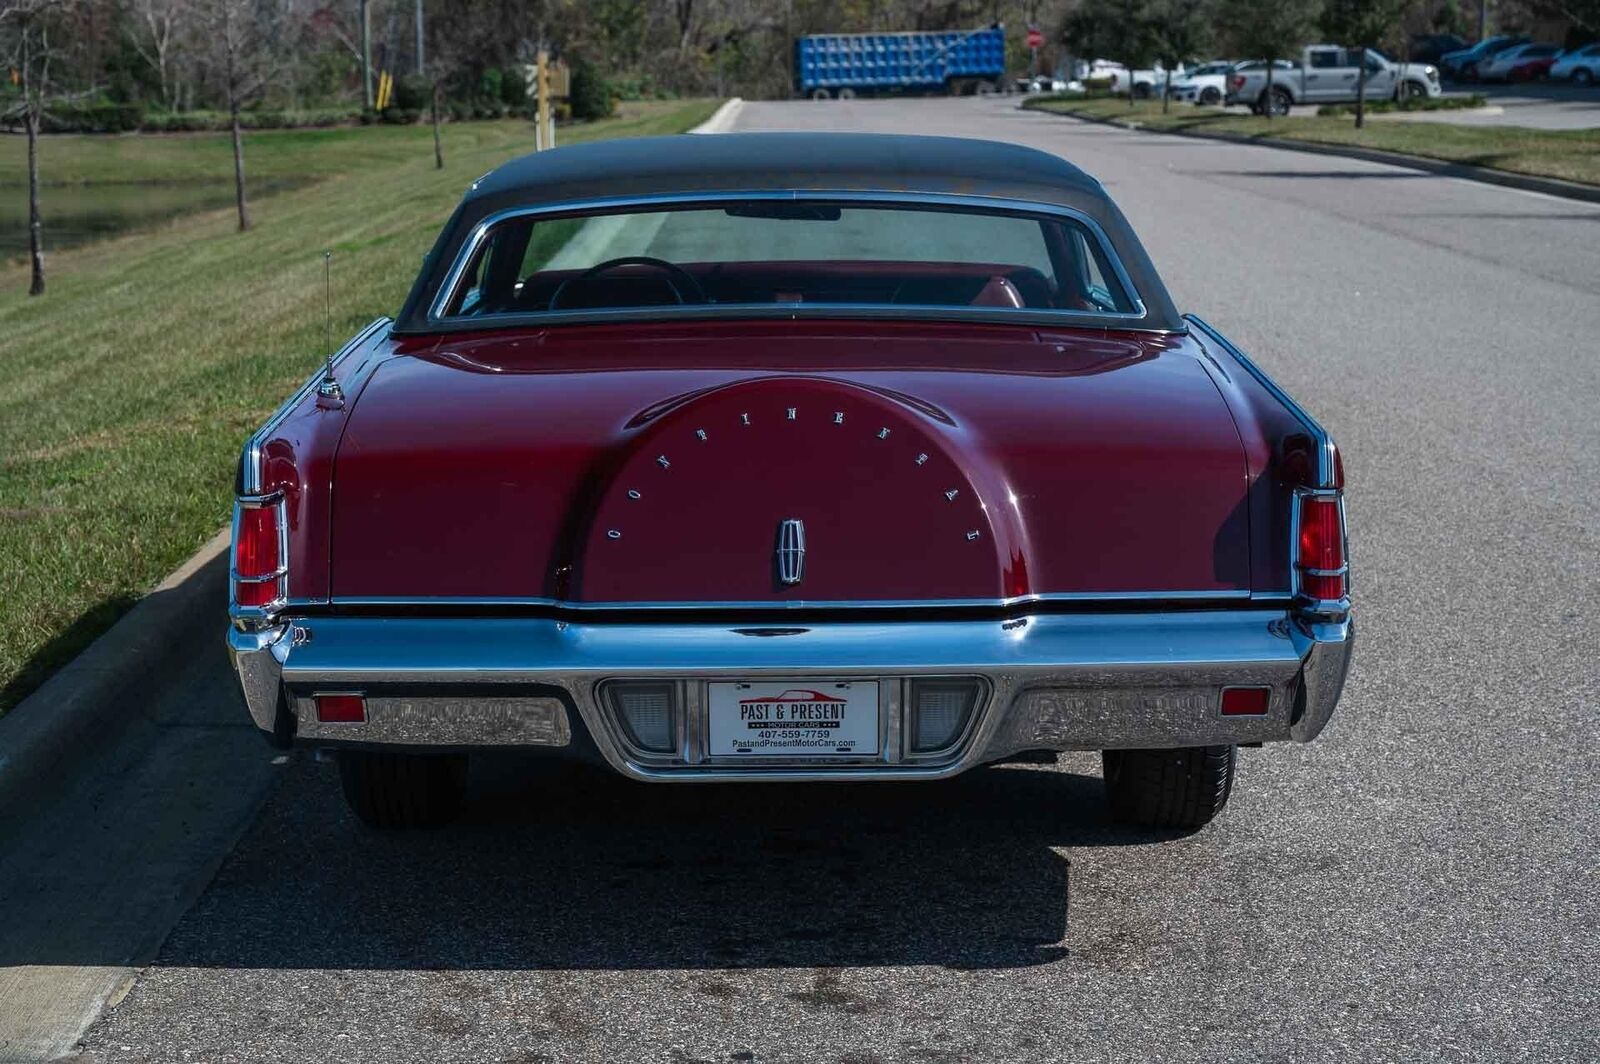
[229,609,1351,782]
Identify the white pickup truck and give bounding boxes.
[1226,46,1441,115]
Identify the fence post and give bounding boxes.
[537,51,554,150]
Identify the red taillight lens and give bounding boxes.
[1229,75,1244,90]
[1296,493,1346,601]
[233,497,284,609]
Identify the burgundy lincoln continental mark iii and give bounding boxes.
[228,133,1351,830]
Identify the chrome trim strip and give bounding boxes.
[1185,314,1337,489]
[308,589,1255,612]
[424,190,1151,328]
[226,608,1351,777]
[237,316,390,495]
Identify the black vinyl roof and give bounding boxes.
[394,132,1182,332]
[467,132,1107,206]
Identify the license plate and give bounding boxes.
[707,681,880,757]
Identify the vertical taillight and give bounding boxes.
[1295,492,1346,602]
[233,495,286,610]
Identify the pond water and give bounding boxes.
[0,179,307,259]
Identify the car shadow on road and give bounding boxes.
[143,755,1173,973]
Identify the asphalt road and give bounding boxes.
[32,97,1600,1062]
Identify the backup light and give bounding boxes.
[610,682,677,753]
[907,680,981,753]
[232,495,286,610]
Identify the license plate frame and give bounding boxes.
[707,680,881,759]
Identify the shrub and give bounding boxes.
[40,100,145,133]
[568,55,614,121]
[1317,93,1486,117]
[394,75,433,112]
[500,66,528,108]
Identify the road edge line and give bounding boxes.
[0,530,231,816]
[1022,103,1600,205]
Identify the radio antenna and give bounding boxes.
[317,250,343,402]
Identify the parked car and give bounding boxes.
[1477,42,1561,81]
[228,133,1353,832]
[1227,46,1439,115]
[1439,35,1529,80]
[1410,33,1468,66]
[1087,58,1184,98]
[1550,42,1600,84]
[1015,74,1079,94]
[1164,60,1235,105]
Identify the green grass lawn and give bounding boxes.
[1023,96,1600,187]
[0,100,719,713]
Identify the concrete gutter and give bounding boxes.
[690,97,744,134]
[0,530,230,815]
[1024,103,1600,205]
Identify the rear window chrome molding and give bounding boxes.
[420,190,1155,332]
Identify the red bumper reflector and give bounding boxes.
[315,694,366,723]
[1220,687,1270,716]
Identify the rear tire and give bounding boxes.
[810,88,832,100]
[1102,745,1236,830]
[837,87,857,100]
[1199,86,1222,105]
[1262,86,1293,116]
[338,750,469,829]
[1574,68,1594,86]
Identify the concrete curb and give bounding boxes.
[690,97,744,134]
[0,530,231,814]
[1023,103,1600,205]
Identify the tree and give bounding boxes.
[1063,0,1161,108]
[1322,0,1409,128]
[127,0,187,111]
[1149,0,1212,113]
[1,0,70,296]
[200,0,265,231]
[1218,0,1322,119]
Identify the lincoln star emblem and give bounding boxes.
[775,518,806,586]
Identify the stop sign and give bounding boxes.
[1026,27,1044,49]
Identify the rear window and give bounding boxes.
[436,200,1137,321]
